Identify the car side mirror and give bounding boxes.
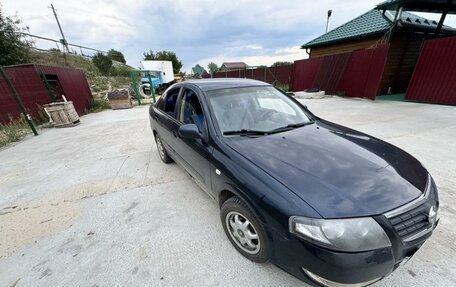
[178,124,201,139]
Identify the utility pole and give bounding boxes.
[50,3,70,53]
[326,10,332,33]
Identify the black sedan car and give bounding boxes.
[149,78,439,287]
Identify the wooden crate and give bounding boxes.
[108,97,133,109]
[107,89,133,110]
[44,101,80,128]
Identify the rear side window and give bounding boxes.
[160,87,180,118]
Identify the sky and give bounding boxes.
[3,0,455,73]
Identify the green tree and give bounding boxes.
[0,8,29,66]
[107,49,126,64]
[92,52,112,75]
[271,61,293,67]
[143,50,183,74]
[207,62,218,76]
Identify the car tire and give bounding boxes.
[155,135,173,163]
[221,196,269,263]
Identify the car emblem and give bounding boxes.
[428,206,437,225]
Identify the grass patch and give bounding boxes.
[88,98,111,113]
[0,118,30,148]
[274,82,291,92]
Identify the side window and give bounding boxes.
[162,87,180,118]
[179,88,205,131]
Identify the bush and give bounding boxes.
[92,52,112,75]
[107,49,126,64]
[110,65,132,77]
[88,98,110,113]
[0,117,29,148]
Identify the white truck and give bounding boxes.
[139,60,175,94]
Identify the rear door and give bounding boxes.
[154,86,182,155]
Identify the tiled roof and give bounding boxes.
[302,9,441,49]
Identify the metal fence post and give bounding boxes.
[0,67,38,136]
[130,71,141,105]
[147,72,156,103]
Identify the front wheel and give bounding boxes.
[155,135,173,163]
[221,196,269,263]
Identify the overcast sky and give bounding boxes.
[3,0,454,73]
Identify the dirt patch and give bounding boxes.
[0,197,77,258]
[0,178,115,259]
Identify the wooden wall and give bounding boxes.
[309,37,381,58]
[380,33,432,94]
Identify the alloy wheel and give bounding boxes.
[225,211,261,254]
[156,137,165,160]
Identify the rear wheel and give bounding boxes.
[155,135,173,163]
[221,196,269,263]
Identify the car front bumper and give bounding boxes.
[270,216,439,287]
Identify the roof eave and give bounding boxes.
[301,31,387,49]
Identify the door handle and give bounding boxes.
[172,130,178,138]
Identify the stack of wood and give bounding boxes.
[107,89,132,110]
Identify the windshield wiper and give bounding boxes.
[268,121,314,133]
[223,129,268,136]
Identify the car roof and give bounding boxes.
[182,78,270,92]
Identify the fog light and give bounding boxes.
[302,268,381,287]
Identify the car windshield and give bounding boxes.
[207,86,312,135]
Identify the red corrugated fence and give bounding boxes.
[203,65,294,87]
[292,44,390,99]
[406,36,456,105]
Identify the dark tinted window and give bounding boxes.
[162,87,180,118]
[179,88,205,131]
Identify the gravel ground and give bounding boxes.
[0,97,455,286]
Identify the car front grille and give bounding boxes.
[389,203,431,239]
[385,176,439,242]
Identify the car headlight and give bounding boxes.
[289,216,391,252]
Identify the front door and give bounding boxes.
[174,87,213,194]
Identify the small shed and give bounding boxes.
[0,64,92,124]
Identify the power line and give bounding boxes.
[19,32,108,54]
[22,14,53,21]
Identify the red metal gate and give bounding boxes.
[406,36,456,105]
[292,44,389,99]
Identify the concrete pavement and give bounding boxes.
[0,97,455,286]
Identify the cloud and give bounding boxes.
[4,0,405,71]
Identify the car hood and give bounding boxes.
[226,120,428,218]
